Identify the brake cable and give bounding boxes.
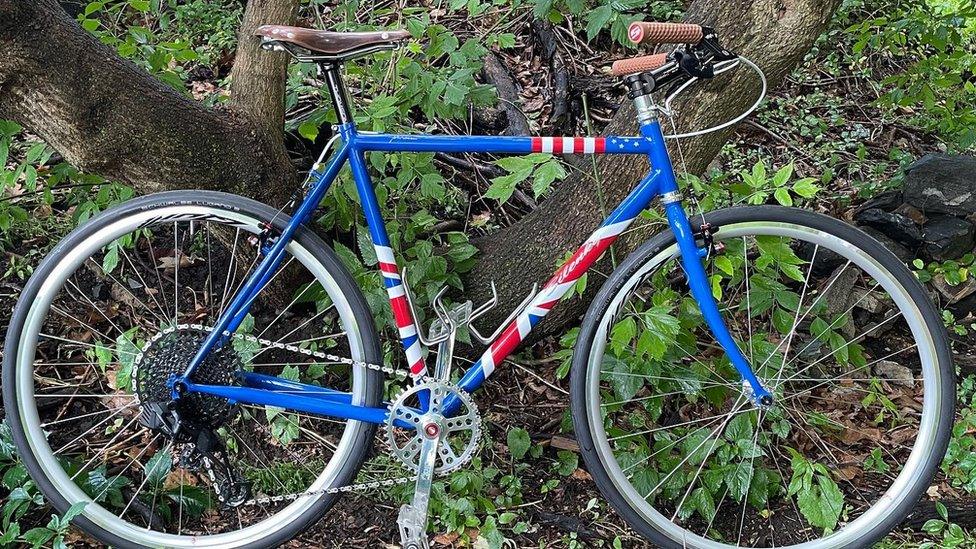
[659,55,768,140]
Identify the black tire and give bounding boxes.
[570,205,955,549]
[3,190,384,549]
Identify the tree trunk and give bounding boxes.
[0,0,296,204]
[229,0,298,143]
[462,0,842,339]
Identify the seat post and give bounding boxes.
[319,63,354,125]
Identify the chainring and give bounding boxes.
[385,380,481,474]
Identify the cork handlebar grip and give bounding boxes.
[627,22,704,45]
[610,53,669,76]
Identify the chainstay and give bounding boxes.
[141,324,470,507]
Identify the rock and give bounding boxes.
[922,215,976,260]
[874,360,914,388]
[855,190,904,213]
[853,287,889,314]
[854,208,924,247]
[894,203,927,225]
[860,226,915,263]
[931,275,976,304]
[821,265,861,338]
[903,154,976,216]
[798,241,846,277]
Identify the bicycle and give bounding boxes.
[2,19,954,549]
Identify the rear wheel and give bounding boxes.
[2,191,383,548]
[571,206,954,548]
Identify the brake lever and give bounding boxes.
[673,25,738,80]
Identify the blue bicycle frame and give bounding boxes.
[174,78,772,425]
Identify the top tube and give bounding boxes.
[350,131,657,156]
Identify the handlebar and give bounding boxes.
[610,21,735,78]
[627,22,703,46]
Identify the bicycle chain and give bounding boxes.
[134,324,475,508]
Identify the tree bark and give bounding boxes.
[462,0,842,339]
[229,0,298,143]
[0,0,296,203]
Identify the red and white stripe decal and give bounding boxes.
[475,218,633,378]
[375,244,427,376]
[531,137,606,154]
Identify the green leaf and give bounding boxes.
[485,165,531,204]
[816,473,844,530]
[690,486,716,522]
[713,255,734,276]
[554,450,578,476]
[144,450,172,490]
[727,461,754,502]
[609,316,636,355]
[298,121,319,141]
[771,163,794,187]
[773,187,793,206]
[507,427,531,460]
[61,501,88,523]
[602,354,643,402]
[531,158,566,197]
[791,178,820,198]
[102,242,120,275]
[725,413,753,442]
[585,5,613,40]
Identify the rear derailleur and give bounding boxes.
[180,429,251,510]
[140,404,250,510]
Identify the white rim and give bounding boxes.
[585,220,942,549]
[14,205,372,547]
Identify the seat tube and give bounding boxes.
[638,104,772,405]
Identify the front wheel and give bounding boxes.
[571,205,954,548]
[3,191,383,548]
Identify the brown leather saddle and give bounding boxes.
[256,25,410,60]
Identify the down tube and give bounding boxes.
[449,169,663,406]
